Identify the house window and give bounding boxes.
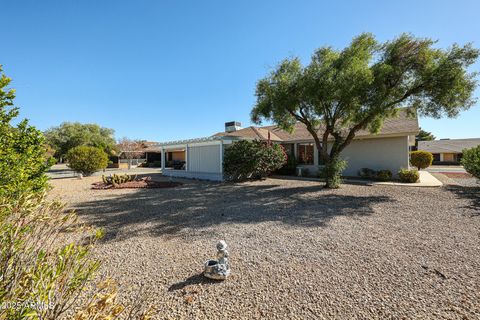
[297,143,314,165]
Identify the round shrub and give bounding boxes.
[67,146,109,176]
[375,170,392,181]
[223,140,287,181]
[398,168,419,183]
[461,146,480,179]
[410,151,433,170]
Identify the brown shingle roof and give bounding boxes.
[418,138,480,153]
[213,126,283,141]
[214,110,419,142]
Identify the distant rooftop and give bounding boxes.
[418,138,480,153]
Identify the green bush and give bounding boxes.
[67,146,109,176]
[319,157,347,188]
[461,146,480,179]
[223,140,287,181]
[0,193,154,319]
[0,68,52,198]
[358,168,377,179]
[152,160,162,167]
[410,150,433,170]
[376,170,393,181]
[398,168,420,183]
[0,66,153,319]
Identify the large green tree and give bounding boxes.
[416,127,436,144]
[0,65,52,198]
[44,122,117,161]
[251,33,479,188]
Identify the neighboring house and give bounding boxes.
[115,141,163,168]
[418,138,480,164]
[153,110,419,181]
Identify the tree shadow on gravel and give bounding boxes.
[446,185,480,216]
[73,179,393,242]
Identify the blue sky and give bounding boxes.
[2,0,480,141]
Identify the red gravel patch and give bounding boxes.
[91,178,182,189]
[441,172,473,179]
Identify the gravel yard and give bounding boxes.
[49,174,480,319]
[431,172,479,188]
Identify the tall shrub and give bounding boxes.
[0,66,52,198]
[410,150,433,170]
[0,66,153,319]
[67,146,109,176]
[318,157,347,188]
[223,140,287,181]
[461,146,480,179]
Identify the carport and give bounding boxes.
[155,136,239,181]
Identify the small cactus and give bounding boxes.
[101,173,138,187]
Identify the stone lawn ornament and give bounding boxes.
[204,240,230,280]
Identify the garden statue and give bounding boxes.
[204,240,230,280]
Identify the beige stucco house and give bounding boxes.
[154,111,419,181]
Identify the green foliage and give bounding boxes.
[67,146,109,176]
[416,128,436,142]
[102,173,137,186]
[318,157,347,188]
[0,66,51,198]
[461,146,480,179]
[0,193,99,319]
[223,140,287,181]
[251,33,479,188]
[358,168,392,181]
[44,122,117,160]
[358,168,377,179]
[376,170,393,181]
[0,193,154,319]
[398,169,420,183]
[410,150,434,170]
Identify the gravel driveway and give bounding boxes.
[49,175,480,319]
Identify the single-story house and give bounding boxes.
[154,111,419,181]
[418,138,480,164]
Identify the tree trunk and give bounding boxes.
[128,158,132,170]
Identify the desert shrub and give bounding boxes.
[0,70,52,198]
[376,170,393,181]
[318,157,347,188]
[398,168,420,183]
[358,168,377,179]
[0,66,153,319]
[223,140,287,181]
[67,146,109,176]
[0,192,154,319]
[461,146,480,179]
[410,150,433,170]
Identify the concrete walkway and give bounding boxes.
[374,171,443,187]
[273,171,443,187]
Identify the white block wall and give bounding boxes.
[187,144,222,173]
